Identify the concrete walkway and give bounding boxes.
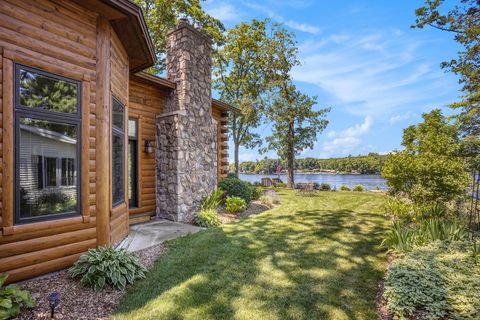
[118,219,203,252]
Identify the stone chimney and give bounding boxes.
[156,19,218,222]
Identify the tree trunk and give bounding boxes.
[234,141,240,177]
[287,121,295,189]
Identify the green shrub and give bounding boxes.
[250,186,262,200]
[382,221,416,253]
[225,196,247,214]
[319,183,331,191]
[193,209,222,227]
[0,274,34,320]
[416,202,449,220]
[384,241,480,320]
[340,185,350,191]
[385,196,415,223]
[200,188,223,210]
[352,185,364,192]
[218,175,252,203]
[382,219,467,253]
[69,247,147,292]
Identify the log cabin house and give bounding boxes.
[0,0,234,283]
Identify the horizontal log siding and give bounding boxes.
[110,28,129,244]
[212,106,229,181]
[128,79,166,216]
[0,0,98,283]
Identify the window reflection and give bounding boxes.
[19,117,78,218]
[18,68,78,114]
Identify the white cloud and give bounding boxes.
[389,111,414,125]
[321,116,373,157]
[292,30,457,117]
[204,1,241,23]
[245,3,321,34]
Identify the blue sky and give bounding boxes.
[203,0,462,162]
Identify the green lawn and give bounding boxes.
[115,190,388,320]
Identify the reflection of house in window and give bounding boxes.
[19,124,78,216]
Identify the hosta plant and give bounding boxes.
[193,208,222,227]
[0,274,35,320]
[69,247,147,292]
[225,196,247,214]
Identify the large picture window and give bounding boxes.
[14,64,81,224]
[112,97,125,207]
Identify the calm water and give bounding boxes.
[239,173,387,191]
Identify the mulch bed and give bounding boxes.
[218,200,271,224]
[14,244,166,320]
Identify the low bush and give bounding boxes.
[69,247,147,292]
[250,186,262,200]
[353,185,364,192]
[385,196,414,222]
[319,183,331,191]
[225,196,247,214]
[193,209,222,227]
[384,241,480,320]
[259,191,280,208]
[200,188,223,211]
[218,175,252,203]
[0,274,35,319]
[382,218,467,253]
[340,185,350,191]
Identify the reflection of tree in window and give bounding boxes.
[19,68,77,113]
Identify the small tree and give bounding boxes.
[382,109,470,204]
[263,82,330,189]
[214,20,298,176]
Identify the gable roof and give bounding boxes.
[73,0,156,72]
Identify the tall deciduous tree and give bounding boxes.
[414,0,480,168]
[133,0,225,73]
[382,109,470,204]
[214,19,296,176]
[263,82,330,189]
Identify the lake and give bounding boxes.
[239,173,388,191]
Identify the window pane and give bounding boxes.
[112,133,124,205]
[18,68,78,114]
[112,98,124,129]
[128,118,137,138]
[62,158,76,186]
[19,117,78,218]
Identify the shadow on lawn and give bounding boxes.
[114,195,387,320]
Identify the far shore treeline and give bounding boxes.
[236,153,385,175]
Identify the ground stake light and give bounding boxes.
[48,291,59,319]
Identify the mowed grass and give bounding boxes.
[114,190,388,320]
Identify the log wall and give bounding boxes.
[110,28,129,244]
[212,107,229,181]
[128,79,166,218]
[0,0,129,283]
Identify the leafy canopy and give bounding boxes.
[382,109,470,204]
[414,0,480,168]
[214,19,298,175]
[133,0,225,73]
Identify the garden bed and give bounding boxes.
[218,200,272,224]
[14,244,166,320]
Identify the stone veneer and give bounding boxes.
[156,19,218,222]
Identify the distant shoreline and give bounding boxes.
[239,172,380,176]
